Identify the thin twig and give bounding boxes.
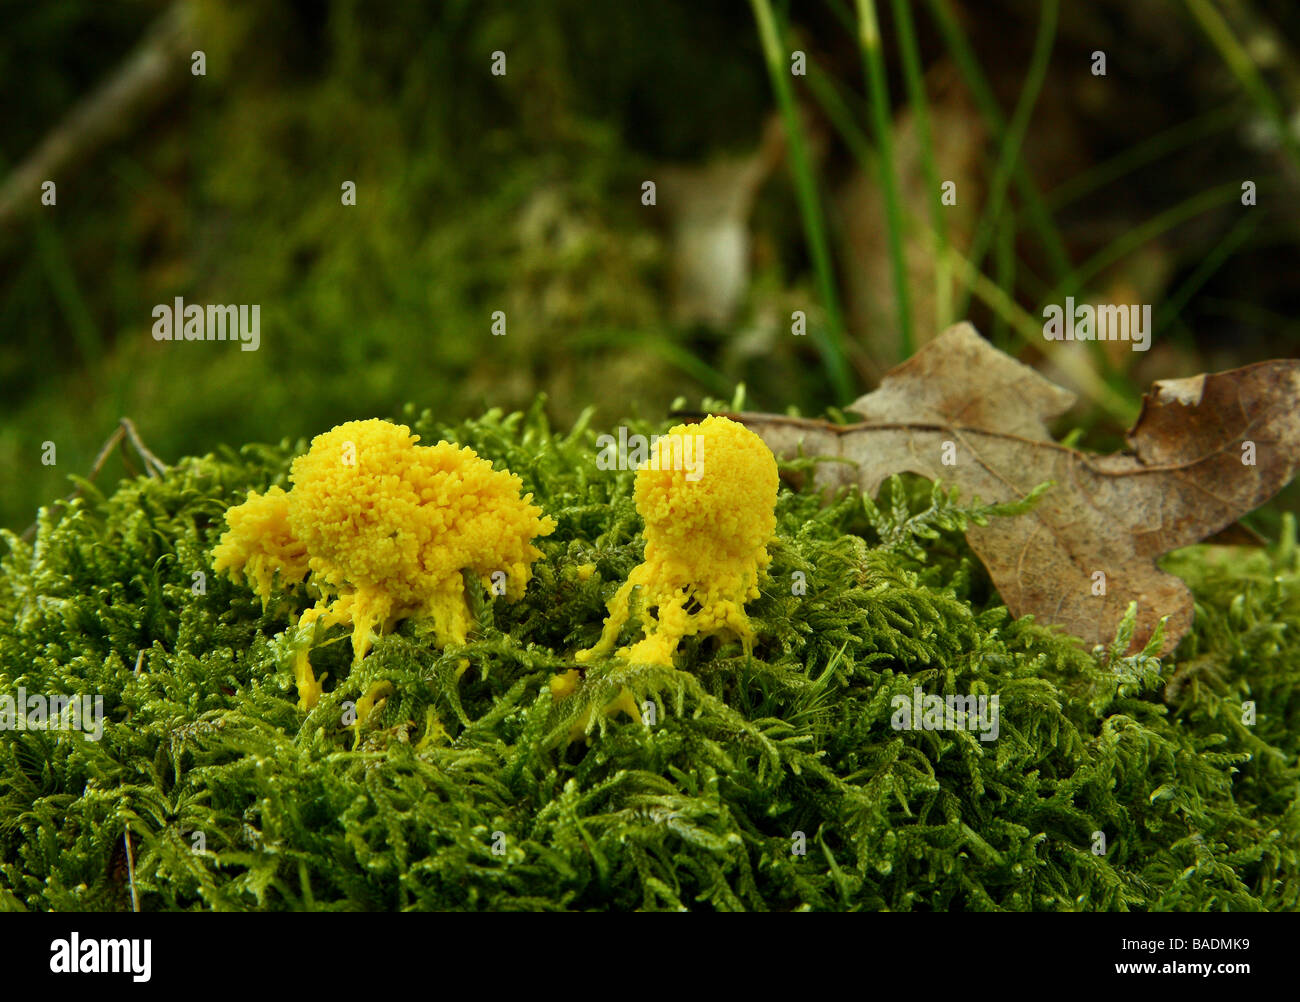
[19,418,168,542]
[121,417,169,479]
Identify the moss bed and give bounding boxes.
[1,399,1297,911]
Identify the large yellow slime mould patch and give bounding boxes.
[213,419,555,708]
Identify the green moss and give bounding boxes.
[1,399,1297,911]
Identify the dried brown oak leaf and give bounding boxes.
[742,323,1300,653]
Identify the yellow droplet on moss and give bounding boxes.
[549,669,642,743]
[292,648,325,711]
[550,669,581,700]
[352,680,393,748]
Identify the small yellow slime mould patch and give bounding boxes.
[578,414,779,669]
[212,418,555,708]
[351,680,393,748]
[211,486,309,604]
[550,669,643,743]
[550,669,582,700]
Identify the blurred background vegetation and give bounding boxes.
[1,0,1298,535]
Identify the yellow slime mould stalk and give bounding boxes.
[212,419,555,708]
[576,414,778,669]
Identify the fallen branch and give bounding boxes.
[0,1,196,229]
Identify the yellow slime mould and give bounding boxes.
[550,669,643,743]
[213,418,555,709]
[578,414,778,668]
[351,680,393,748]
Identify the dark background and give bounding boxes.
[2,0,1297,532]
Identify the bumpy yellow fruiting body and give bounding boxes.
[577,415,778,668]
[212,419,555,707]
[211,486,309,603]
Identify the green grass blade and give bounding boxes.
[891,0,951,331]
[933,231,1135,423]
[926,0,1072,293]
[750,0,855,401]
[855,0,914,359]
[1184,0,1300,169]
[994,206,1016,351]
[1046,108,1237,211]
[1154,210,1261,335]
[33,220,102,370]
[1050,181,1244,300]
[951,0,1059,322]
[572,329,734,397]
